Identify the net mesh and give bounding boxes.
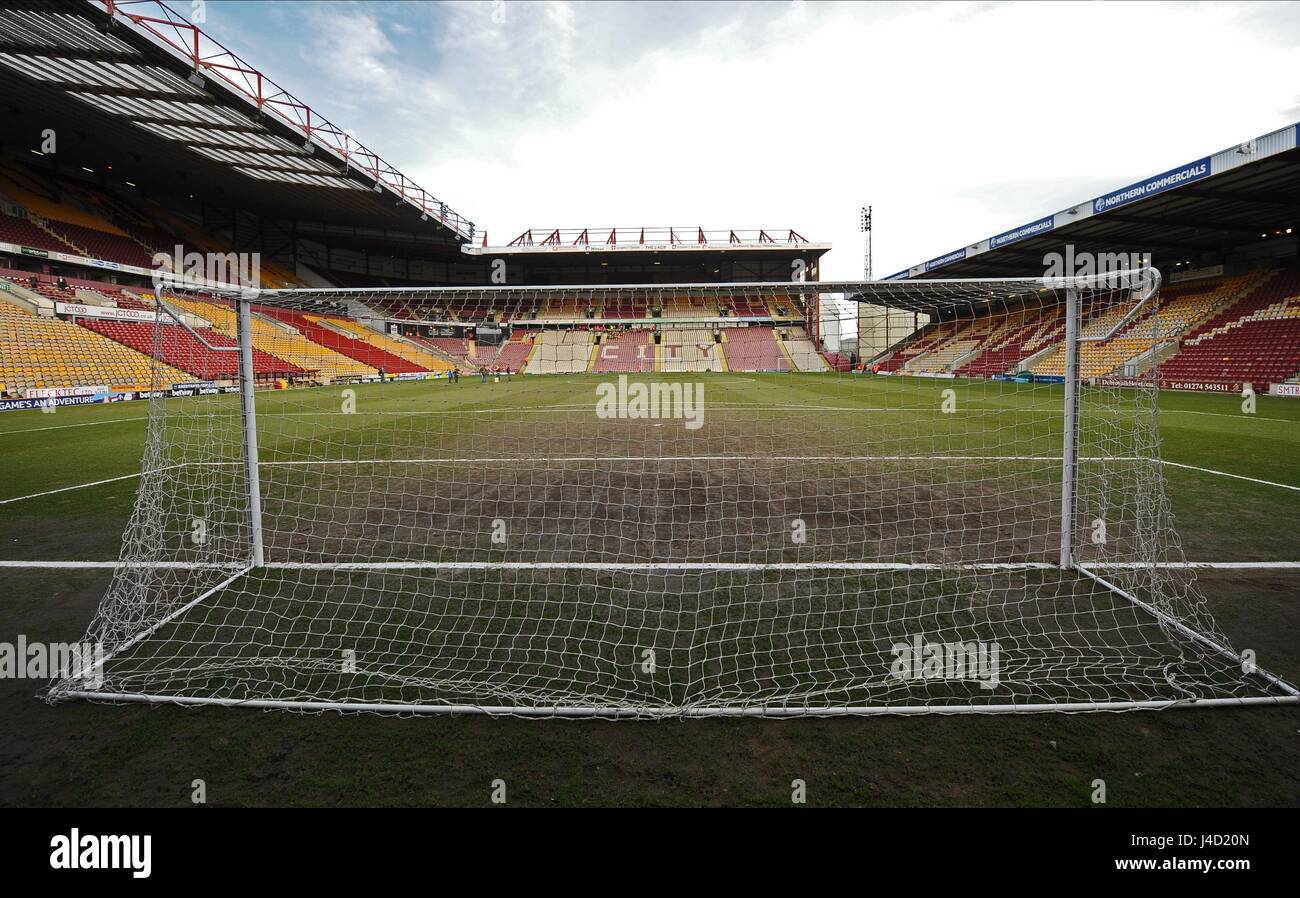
[51,273,1291,714]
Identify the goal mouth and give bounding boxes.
[54,562,1292,716]
[50,274,1300,716]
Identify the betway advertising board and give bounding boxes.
[1,382,234,412]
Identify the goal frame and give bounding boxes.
[55,270,1300,715]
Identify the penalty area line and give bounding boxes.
[2,457,1295,506]
[0,471,143,505]
[1161,460,1300,493]
[0,416,149,436]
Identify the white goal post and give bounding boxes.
[51,270,1300,716]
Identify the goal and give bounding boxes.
[51,271,1299,715]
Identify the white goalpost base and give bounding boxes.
[52,691,1300,716]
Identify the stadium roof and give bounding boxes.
[886,122,1300,280]
[0,0,473,243]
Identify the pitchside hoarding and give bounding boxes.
[24,385,109,399]
[1095,376,1246,393]
[0,393,112,412]
[55,302,156,322]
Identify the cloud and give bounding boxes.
[302,6,398,94]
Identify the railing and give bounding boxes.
[95,0,474,241]
[496,227,812,249]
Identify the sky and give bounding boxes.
[201,0,1300,279]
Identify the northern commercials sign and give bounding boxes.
[924,249,966,271]
[989,216,1055,249]
[1092,157,1211,214]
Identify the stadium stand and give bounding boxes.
[875,319,962,373]
[0,299,191,394]
[493,335,532,373]
[362,292,424,321]
[39,219,156,269]
[327,318,453,373]
[79,318,300,381]
[447,294,497,322]
[1159,268,1300,390]
[504,293,544,322]
[768,295,802,320]
[722,295,771,318]
[660,328,723,372]
[721,326,789,372]
[526,330,592,374]
[592,329,655,372]
[163,295,378,382]
[957,307,1066,377]
[602,295,648,320]
[421,336,471,362]
[469,340,501,368]
[1145,272,1263,337]
[540,294,588,320]
[153,207,300,289]
[909,336,981,374]
[866,270,1298,387]
[969,304,1131,377]
[0,165,159,268]
[655,295,717,318]
[823,350,853,372]
[0,211,76,255]
[256,306,430,375]
[782,326,829,372]
[1029,274,1264,379]
[0,162,308,289]
[405,334,474,367]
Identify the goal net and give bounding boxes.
[51,271,1298,715]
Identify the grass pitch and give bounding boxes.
[1,373,1297,805]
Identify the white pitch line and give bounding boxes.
[0,416,149,435]
[1,455,1294,506]
[1162,409,1300,423]
[0,472,143,505]
[1161,460,1300,493]
[4,560,1299,571]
